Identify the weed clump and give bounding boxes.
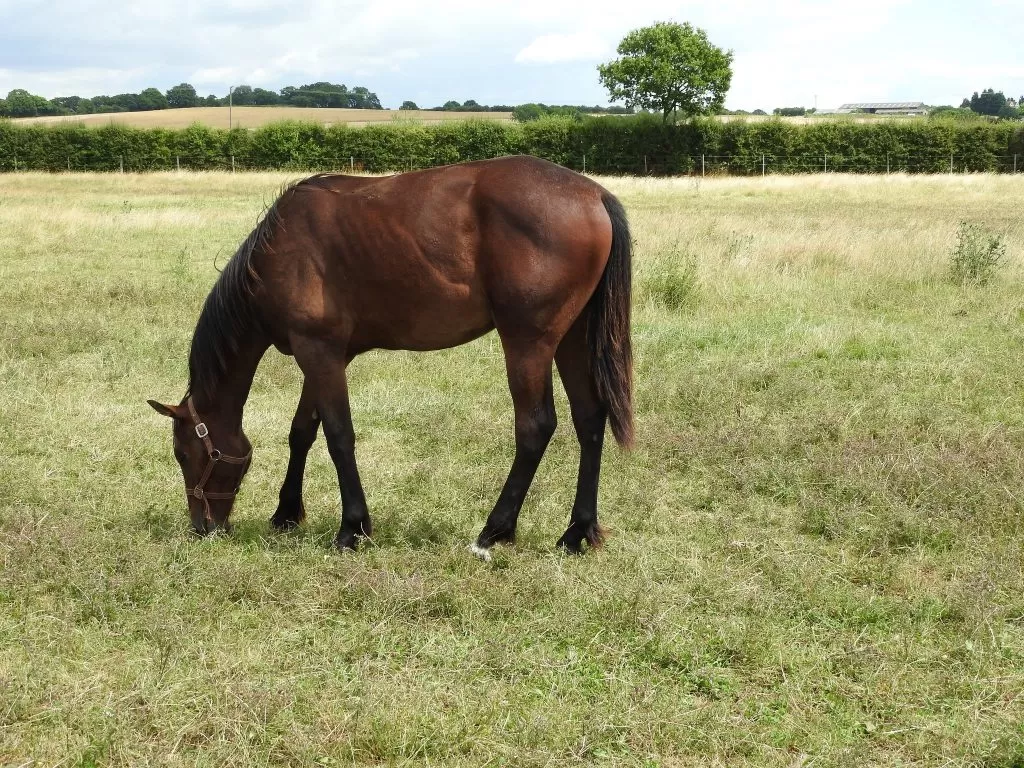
[643,247,698,310]
[949,221,1006,286]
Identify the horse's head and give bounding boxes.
[147,398,252,534]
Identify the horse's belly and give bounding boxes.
[356,287,494,352]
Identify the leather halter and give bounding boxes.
[185,398,252,524]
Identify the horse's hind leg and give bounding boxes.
[473,338,557,556]
[271,377,321,531]
[554,317,607,554]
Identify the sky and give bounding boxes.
[0,0,1022,111]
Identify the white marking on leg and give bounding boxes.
[468,542,492,562]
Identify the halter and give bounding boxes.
[185,398,252,524]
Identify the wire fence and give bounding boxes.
[1,152,1022,176]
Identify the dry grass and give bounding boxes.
[2,170,1024,766]
[11,106,513,130]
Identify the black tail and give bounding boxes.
[588,193,634,449]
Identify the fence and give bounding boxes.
[2,151,1021,176]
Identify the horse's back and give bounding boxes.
[257,157,615,353]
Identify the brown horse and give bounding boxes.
[147,155,632,556]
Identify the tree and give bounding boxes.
[165,83,199,108]
[230,85,255,105]
[5,88,56,117]
[598,21,732,123]
[773,106,806,116]
[399,100,419,110]
[441,100,462,111]
[512,103,546,122]
[252,88,279,105]
[136,88,168,110]
[968,89,1006,116]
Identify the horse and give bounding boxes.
[147,155,632,557]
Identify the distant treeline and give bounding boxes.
[0,83,634,120]
[0,82,384,117]
[2,114,1022,175]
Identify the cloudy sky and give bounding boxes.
[0,0,1021,111]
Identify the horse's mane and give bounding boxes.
[185,174,344,403]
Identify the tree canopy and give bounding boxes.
[598,21,733,123]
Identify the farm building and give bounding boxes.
[838,101,927,115]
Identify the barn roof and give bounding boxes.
[839,102,925,109]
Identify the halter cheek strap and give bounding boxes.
[186,398,252,524]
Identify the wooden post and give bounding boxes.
[350,156,354,173]
[176,155,180,172]
[231,155,236,173]
[950,153,954,174]
[886,154,890,174]
[762,154,766,177]
[824,154,827,173]
[582,154,586,174]
[119,156,124,174]
[701,154,705,177]
[1014,154,1018,174]
[67,156,71,172]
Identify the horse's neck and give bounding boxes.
[192,335,267,434]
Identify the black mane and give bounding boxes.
[185,174,343,403]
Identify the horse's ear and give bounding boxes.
[147,400,180,419]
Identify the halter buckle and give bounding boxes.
[195,423,209,439]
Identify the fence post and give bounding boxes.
[14,153,17,171]
[231,155,236,173]
[176,155,180,172]
[1015,154,1018,174]
[824,154,827,173]
[643,155,647,175]
[582,153,586,174]
[701,154,705,177]
[67,156,71,172]
[350,156,354,173]
[950,153,954,174]
[762,154,766,177]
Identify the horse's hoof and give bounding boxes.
[334,533,359,551]
[468,542,492,562]
[270,516,301,532]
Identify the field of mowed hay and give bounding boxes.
[2,170,1024,766]
[11,106,514,129]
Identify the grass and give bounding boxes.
[2,170,1024,766]
[10,106,513,130]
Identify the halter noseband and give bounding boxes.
[185,398,252,524]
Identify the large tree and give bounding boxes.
[165,83,199,108]
[598,21,732,123]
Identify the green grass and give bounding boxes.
[2,171,1024,766]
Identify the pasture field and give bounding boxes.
[10,106,514,130]
[2,170,1024,767]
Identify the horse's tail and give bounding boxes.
[588,192,634,449]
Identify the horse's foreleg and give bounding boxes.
[270,377,321,531]
[292,340,372,550]
[473,339,557,557]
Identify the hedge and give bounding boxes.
[1,115,1022,174]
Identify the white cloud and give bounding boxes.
[515,32,609,64]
